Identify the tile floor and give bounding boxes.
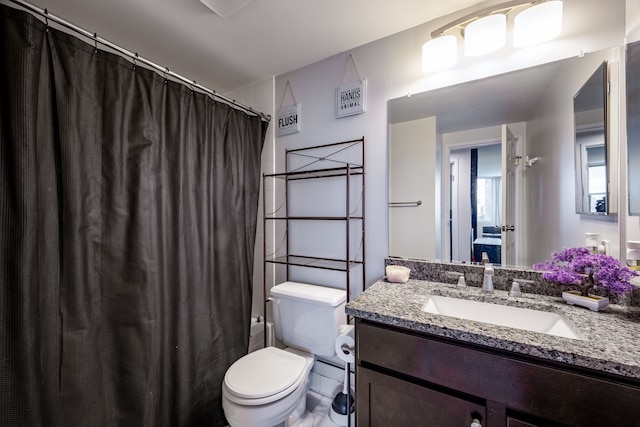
[224,390,346,427]
[294,389,341,427]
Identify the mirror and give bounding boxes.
[574,61,608,215]
[627,40,640,216]
[388,47,618,268]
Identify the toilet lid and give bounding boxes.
[224,347,307,399]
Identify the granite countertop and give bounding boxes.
[346,278,640,380]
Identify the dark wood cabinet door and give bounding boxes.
[357,366,486,427]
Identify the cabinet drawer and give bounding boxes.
[356,319,640,426]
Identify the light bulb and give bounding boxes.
[514,1,563,47]
[422,35,457,72]
[464,14,507,57]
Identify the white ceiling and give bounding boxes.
[20,0,487,93]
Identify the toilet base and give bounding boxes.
[223,380,307,427]
[283,387,308,427]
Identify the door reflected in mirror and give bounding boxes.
[574,61,608,215]
[445,131,517,266]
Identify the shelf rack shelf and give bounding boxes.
[265,255,364,272]
[266,165,364,181]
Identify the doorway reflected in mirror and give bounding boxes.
[449,143,503,264]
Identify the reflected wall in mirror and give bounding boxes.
[574,61,608,215]
[388,47,619,268]
[627,40,640,216]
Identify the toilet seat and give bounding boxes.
[223,347,309,406]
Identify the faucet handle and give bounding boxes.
[509,281,522,297]
[456,274,466,288]
[445,271,467,288]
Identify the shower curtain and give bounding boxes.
[0,5,267,426]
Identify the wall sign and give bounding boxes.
[277,103,301,136]
[336,79,366,118]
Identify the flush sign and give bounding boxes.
[336,79,366,118]
[277,103,301,136]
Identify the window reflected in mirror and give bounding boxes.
[477,178,502,225]
[574,61,608,215]
[586,145,606,213]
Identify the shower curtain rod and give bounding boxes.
[8,0,271,123]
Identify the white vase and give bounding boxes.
[562,291,609,311]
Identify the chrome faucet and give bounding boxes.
[482,263,494,294]
[481,251,490,265]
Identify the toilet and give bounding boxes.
[222,281,347,427]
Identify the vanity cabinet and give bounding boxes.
[355,319,640,427]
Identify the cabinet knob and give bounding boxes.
[470,419,482,427]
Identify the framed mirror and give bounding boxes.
[574,61,608,215]
[388,47,619,268]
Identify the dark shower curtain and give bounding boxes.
[0,5,267,426]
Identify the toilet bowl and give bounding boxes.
[222,281,347,427]
[222,347,315,427]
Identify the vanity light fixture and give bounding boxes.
[422,0,563,72]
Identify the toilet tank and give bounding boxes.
[270,281,346,357]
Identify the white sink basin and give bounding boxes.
[422,295,583,340]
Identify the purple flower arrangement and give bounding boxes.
[533,247,638,297]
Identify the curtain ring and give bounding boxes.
[190,80,196,93]
[132,53,138,70]
[44,8,49,31]
[164,67,169,84]
[93,33,98,54]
